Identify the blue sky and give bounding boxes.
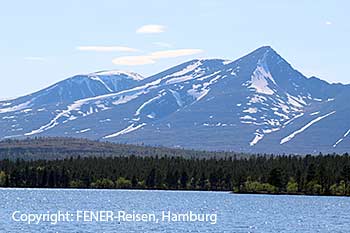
[0,0,349,98]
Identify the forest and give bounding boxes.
[0,137,350,196]
[0,137,247,160]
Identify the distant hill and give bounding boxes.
[0,137,248,160]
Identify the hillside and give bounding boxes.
[0,137,247,160]
[1,46,349,154]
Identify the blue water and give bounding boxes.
[0,189,350,232]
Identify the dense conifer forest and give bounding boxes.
[0,138,350,196]
[0,137,246,160]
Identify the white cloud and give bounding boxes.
[112,56,156,66]
[153,42,173,48]
[150,49,203,59]
[24,57,45,61]
[325,21,332,25]
[112,49,204,66]
[136,24,166,34]
[77,46,139,52]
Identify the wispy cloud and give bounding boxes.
[136,24,166,34]
[153,42,173,48]
[112,49,203,66]
[77,46,139,52]
[24,57,46,61]
[325,21,332,25]
[112,56,156,66]
[150,49,203,59]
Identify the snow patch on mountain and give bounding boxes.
[241,115,257,121]
[23,74,170,136]
[76,128,91,133]
[187,74,223,101]
[286,94,306,108]
[243,107,258,114]
[104,123,146,139]
[248,66,275,95]
[169,89,183,107]
[222,60,233,65]
[166,75,196,85]
[24,100,85,136]
[89,76,113,92]
[135,94,163,116]
[333,129,350,147]
[90,70,144,80]
[250,132,264,146]
[0,101,31,114]
[246,50,277,96]
[170,60,202,77]
[113,93,140,105]
[280,111,336,144]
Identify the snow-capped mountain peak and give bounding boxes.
[88,70,145,81]
[1,46,349,154]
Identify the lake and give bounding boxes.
[0,188,349,232]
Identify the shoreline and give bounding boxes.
[0,187,349,197]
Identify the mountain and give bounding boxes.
[0,70,143,137]
[1,46,349,154]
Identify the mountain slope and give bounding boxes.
[0,70,143,138]
[0,46,349,154]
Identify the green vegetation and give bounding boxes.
[0,137,248,160]
[0,138,350,196]
[0,153,350,196]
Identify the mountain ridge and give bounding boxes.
[1,46,349,154]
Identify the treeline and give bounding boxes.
[1,154,350,196]
[0,137,247,160]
